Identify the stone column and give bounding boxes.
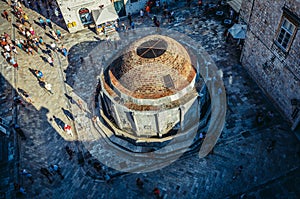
[197,95,201,120]
[179,105,185,131]
[155,113,161,137]
[131,112,139,136]
[292,110,300,131]
[112,104,122,129]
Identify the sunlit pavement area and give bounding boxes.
[0,0,299,198]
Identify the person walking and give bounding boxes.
[46,18,53,29]
[131,21,135,30]
[39,36,44,45]
[47,55,54,66]
[145,5,151,18]
[127,12,132,25]
[56,29,61,40]
[39,17,46,29]
[23,91,34,103]
[21,169,34,183]
[65,146,75,160]
[105,35,112,47]
[15,38,23,49]
[9,57,19,69]
[140,9,144,21]
[64,124,73,136]
[29,25,35,36]
[50,164,64,179]
[50,41,57,51]
[77,99,83,111]
[136,178,144,189]
[11,44,18,54]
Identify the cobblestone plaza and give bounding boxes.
[0,0,299,198]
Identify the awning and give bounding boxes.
[227,0,243,13]
[92,4,119,26]
[228,24,247,39]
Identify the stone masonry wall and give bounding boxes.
[241,0,300,125]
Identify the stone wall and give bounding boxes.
[240,0,300,126]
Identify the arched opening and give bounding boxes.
[79,8,93,25]
[113,0,126,17]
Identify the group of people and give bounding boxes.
[40,164,64,184]
[1,32,19,68]
[2,1,72,193]
[135,178,162,198]
[142,0,175,24]
[1,0,69,101]
[15,164,64,195]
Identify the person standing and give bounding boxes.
[127,13,132,25]
[140,9,144,21]
[44,82,53,94]
[2,10,9,20]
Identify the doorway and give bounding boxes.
[114,0,126,17]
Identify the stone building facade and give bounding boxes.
[239,0,300,130]
[55,0,172,33]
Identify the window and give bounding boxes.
[275,18,295,50]
[275,7,300,52]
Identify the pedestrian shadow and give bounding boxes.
[17,88,26,95]
[93,36,102,41]
[42,47,51,55]
[40,55,48,63]
[45,32,56,40]
[28,68,38,79]
[33,20,44,29]
[12,23,19,30]
[61,107,74,121]
[52,116,65,129]
[65,93,74,104]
